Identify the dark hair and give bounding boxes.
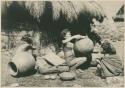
[88,31,102,45]
[101,40,116,54]
[61,29,71,38]
[21,34,33,44]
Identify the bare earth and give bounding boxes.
[1,41,124,87]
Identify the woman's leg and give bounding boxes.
[96,63,106,79]
[69,57,87,70]
[96,64,101,76]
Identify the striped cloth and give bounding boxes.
[98,54,123,77]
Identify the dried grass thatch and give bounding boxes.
[2,1,105,22]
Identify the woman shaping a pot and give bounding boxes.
[61,29,94,71]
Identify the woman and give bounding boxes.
[96,40,123,78]
[61,29,87,71]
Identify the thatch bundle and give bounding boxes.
[25,1,45,21]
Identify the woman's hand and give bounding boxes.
[62,40,67,44]
[73,35,86,39]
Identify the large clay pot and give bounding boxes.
[8,52,36,76]
[74,37,94,56]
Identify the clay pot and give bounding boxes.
[8,52,36,76]
[74,37,94,56]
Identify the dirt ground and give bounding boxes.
[1,41,124,87]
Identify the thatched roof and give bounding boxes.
[2,1,107,44]
[2,1,106,23]
[1,1,107,50]
[116,5,124,15]
[113,5,124,21]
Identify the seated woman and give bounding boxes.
[61,29,87,71]
[96,40,123,78]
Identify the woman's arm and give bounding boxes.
[62,36,75,44]
[62,35,86,44]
